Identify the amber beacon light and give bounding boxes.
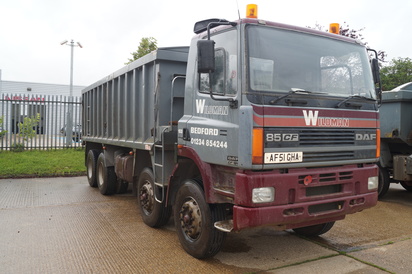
[246,4,258,18]
[329,23,340,34]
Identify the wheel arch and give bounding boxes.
[168,146,215,206]
[168,157,200,205]
[132,149,152,195]
[379,141,392,168]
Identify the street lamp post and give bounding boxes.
[61,39,82,146]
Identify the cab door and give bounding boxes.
[179,29,240,167]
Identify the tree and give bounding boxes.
[12,113,41,151]
[380,57,412,90]
[126,37,158,64]
[0,116,7,139]
[308,22,386,62]
[19,113,41,143]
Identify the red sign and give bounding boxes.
[3,96,45,102]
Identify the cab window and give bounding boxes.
[199,30,237,96]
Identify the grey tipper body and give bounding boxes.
[83,47,188,185]
[379,87,412,197]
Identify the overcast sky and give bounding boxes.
[0,0,410,86]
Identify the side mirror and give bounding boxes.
[371,58,381,85]
[197,40,215,73]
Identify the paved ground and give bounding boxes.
[0,177,411,273]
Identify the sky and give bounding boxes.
[0,0,411,86]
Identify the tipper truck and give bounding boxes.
[82,5,381,258]
[379,82,412,197]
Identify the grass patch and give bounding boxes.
[0,148,86,178]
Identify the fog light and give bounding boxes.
[368,176,379,190]
[252,187,274,203]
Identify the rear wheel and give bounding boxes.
[86,149,100,187]
[293,222,335,236]
[137,168,171,227]
[173,179,226,259]
[96,153,117,195]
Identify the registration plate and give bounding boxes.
[264,152,303,164]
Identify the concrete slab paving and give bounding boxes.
[308,198,412,252]
[0,177,245,273]
[215,227,337,271]
[270,255,387,274]
[1,177,411,273]
[301,183,412,261]
[351,238,412,274]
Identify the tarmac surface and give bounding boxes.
[1,176,411,273]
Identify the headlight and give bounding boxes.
[368,176,379,190]
[252,187,275,203]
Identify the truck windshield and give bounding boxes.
[246,25,376,101]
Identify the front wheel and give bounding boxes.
[293,222,335,236]
[173,179,226,259]
[137,168,171,227]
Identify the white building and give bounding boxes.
[0,70,84,96]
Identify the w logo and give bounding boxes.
[302,110,319,126]
[196,99,205,114]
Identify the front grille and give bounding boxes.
[299,171,353,197]
[338,171,353,180]
[298,171,353,184]
[303,150,354,162]
[299,130,355,146]
[264,128,376,162]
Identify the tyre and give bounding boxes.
[378,165,390,199]
[96,153,117,195]
[293,222,335,236]
[86,149,100,187]
[173,179,226,259]
[137,168,171,227]
[400,182,412,192]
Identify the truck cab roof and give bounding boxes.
[194,18,359,45]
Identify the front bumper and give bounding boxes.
[231,164,378,231]
[233,191,377,231]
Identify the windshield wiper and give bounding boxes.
[336,95,376,108]
[269,88,313,105]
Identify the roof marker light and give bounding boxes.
[246,4,258,18]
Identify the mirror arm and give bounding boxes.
[208,73,238,108]
[368,49,382,106]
